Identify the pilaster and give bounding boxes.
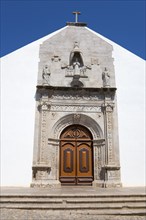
[102,102,121,187]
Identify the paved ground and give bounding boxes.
[1,210,146,220]
[1,186,146,196]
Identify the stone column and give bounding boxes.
[47,138,61,188]
[93,139,105,187]
[106,104,114,164]
[39,102,49,163]
[103,104,121,187]
[31,101,51,187]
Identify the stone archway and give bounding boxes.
[49,113,105,187]
[51,113,103,140]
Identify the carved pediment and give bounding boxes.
[61,125,92,140]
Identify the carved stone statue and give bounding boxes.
[62,42,91,80]
[73,59,80,76]
[42,65,51,85]
[102,67,110,87]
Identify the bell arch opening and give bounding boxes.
[70,52,84,67]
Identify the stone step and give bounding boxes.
[1,187,146,219]
[1,195,146,215]
[1,195,145,201]
[1,193,146,199]
[1,203,146,209]
[1,197,146,203]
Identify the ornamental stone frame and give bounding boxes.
[31,23,122,188]
[51,113,105,187]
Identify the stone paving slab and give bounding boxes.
[1,186,146,196]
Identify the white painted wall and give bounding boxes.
[1,27,145,187]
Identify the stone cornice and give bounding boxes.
[36,85,117,93]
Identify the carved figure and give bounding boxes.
[73,59,80,76]
[42,65,51,85]
[102,67,110,87]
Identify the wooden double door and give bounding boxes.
[60,125,93,185]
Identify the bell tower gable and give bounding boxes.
[37,26,115,88]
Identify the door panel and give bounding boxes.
[60,142,76,184]
[60,125,93,185]
[77,144,91,176]
[77,143,93,185]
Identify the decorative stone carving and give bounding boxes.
[44,87,107,101]
[62,41,91,80]
[65,65,90,78]
[91,58,100,65]
[48,89,105,101]
[94,145,99,180]
[102,67,110,87]
[73,41,79,50]
[42,65,51,85]
[106,111,113,163]
[106,105,113,112]
[52,113,103,140]
[98,147,103,180]
[101,104,114,164]
[39,110,47,163]
[38,101,50,111]
[52,94,99,101]
[54,122,71,139]
[51,55,61,62]
[50,104,101,112]
[37,101,50,164]
[73,113,81,123]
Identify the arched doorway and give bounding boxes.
[59,124,93,185]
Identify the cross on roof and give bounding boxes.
[72,11,81,23]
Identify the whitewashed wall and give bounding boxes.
[1,27,145,186]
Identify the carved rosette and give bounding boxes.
[38,101,50,163]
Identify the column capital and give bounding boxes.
[38,101,50,111]
[102,103,115,112]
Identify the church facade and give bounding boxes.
[31,21,121,188]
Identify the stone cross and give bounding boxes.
[72,11,81,23]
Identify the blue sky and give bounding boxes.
[1,0,146,59]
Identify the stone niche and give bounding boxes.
[31,24,121,188]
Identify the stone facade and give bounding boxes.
[31,23,121,188]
